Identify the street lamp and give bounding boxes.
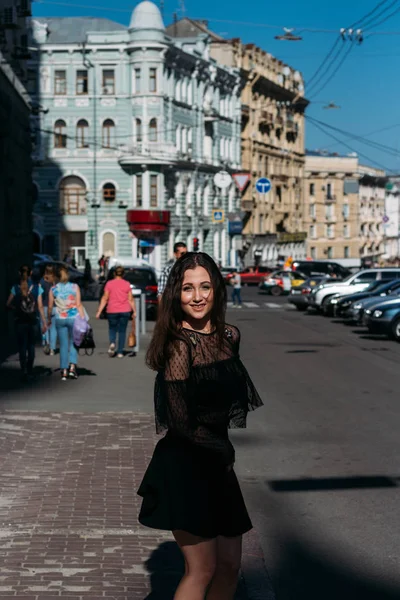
[274,28,302,41]
[323,101,341,110]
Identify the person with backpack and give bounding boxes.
[6,266,47,380]
[48,265,86,382]
[40,265,58,355]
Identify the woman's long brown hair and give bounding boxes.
[146,252,227,371]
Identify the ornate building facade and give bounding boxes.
[31,1,242,270]
[167,19,309,265]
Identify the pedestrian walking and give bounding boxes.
[48,265,86,381]
[6,265,47,380]
[98,255,106,279]
[157,242,187,297]
[138,252,263,600]
[40,265,58,355]
[83,258,93,298]
[231,269,242,308]
[95,266,136,358]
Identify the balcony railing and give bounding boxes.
[325,194,336,202]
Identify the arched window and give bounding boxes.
[149,118,157,142]
[102,119,115,149]
[54,119,67,148]
[136,118,142,144]
[76,119,89,148]
[103,182,116,202]
[102,231,116,257]
[59,175,86,215]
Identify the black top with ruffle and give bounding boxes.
[154,325,263,466]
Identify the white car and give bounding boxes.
[311,269,400,312]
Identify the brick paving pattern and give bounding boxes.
[0,411,248,599]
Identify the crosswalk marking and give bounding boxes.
[265,302,281,308]
[227,301,296,310]
[227,302,260,308]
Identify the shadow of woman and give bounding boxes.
[144,541,185,599]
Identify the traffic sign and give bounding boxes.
[212,209,225,223]
[232,173,251,192]
[214,171,232,189]
[255,177,272,194]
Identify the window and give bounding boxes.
[353,272,377,284]
[76,119,89,148]
[149,118,157,142]
[326,204,334,220]
[54,119,67,149]
[310,203,316,218]
[136,119,142,143]
[102,69,115,95]
[343,203,349,219]
[150,175,158,207]
[381,270,400,281]
[310,247,316,259]
[136,175,142,207]
[54,70,66,95]
[102,119,115,148]
[59,176,86,215]
[344,246,349,259]
[326,224,334,239]
[259,214,264,233]
[103,182,116,202]
[149,68,157,93]
[327,246,333,259]
[310,225,316,239]
[276,186,282,202]
[76,70,88,95]
[343,223,350,238]
[309,183,315,196]
[134,68,141,93]
[327,183,333,199]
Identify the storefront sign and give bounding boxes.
[277,232,307,243]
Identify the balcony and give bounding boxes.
[118,142,178,166]
[325,195,336,203]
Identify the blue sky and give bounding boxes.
[33,0,400,172]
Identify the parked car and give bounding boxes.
[225,265,272,286]
[99,265,158,319]
[364,297,400,341]
[220,267,237,279]
[332,280,400,322]
[33,253,54,265]
[32,260,85,287]
[310,269,400,315]
[291,260,351,279]
[259,270,307,296]
[288,275,330,310]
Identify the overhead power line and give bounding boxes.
[309,41,356,99]
[323,122,400,149]
[349,0,393,28]
[306,116,397,173]
[364,1,400,30]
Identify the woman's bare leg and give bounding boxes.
[206,535,242,600]
[173,530,217,600]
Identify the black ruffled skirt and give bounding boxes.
[137,433,252,538]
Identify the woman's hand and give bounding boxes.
[95,311,101,319]
[42,323,48,334]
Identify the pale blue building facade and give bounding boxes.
[30,1,242,271]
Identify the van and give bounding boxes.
[291,260,350,279]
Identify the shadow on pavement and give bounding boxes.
[143,541,184,599]
[272,535,400,600]
[285,350,318,354]
[0,364,54,392]
[269,474,398,492]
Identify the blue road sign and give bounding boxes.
[255,177,272,194]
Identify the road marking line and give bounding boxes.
[265,302,281,308]
[243,302,260,308]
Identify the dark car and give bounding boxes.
[100,265,158,319]
[364,297,400,341]
[288,275,327,311]
[32,260,85,287]
[291,260,351,279]
[333,279,400,321]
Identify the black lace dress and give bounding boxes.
[137,325,263,538]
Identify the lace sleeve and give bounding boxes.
[156,340,235,466]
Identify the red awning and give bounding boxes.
[126,210,170,234]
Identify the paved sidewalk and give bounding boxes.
[0,305,274,599]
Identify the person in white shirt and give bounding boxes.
[231,271,242,308]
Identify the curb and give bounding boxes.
[242,528,276,600]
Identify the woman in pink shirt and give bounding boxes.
[96,266,136,358]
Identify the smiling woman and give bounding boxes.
[138,252,263,600]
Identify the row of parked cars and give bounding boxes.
[288,267,400,341]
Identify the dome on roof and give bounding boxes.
[129,1,165,31]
